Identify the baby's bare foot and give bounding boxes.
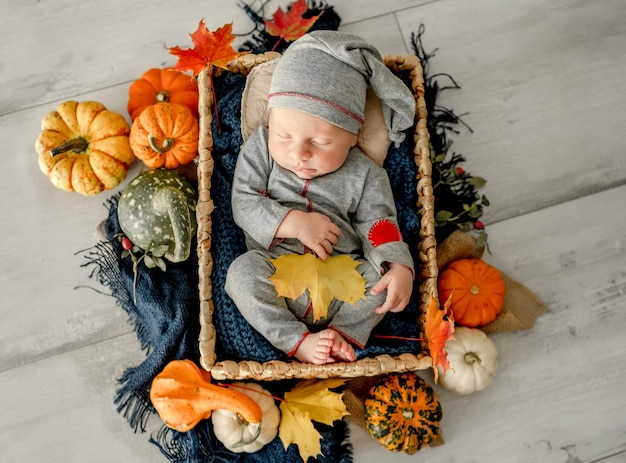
[330,333,357,362]
[294,330,336,364]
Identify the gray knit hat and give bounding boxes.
[268,30,415,145]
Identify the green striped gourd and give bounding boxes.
[118,169,196,262]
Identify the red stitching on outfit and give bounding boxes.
[300,179,312,254]
[288,331,311,357]
[270,238,285,249]
[268,92,365,125]
[301,179,310,197]
[303,301,313,319]
[302,179,312,212]
[328,325,365,349]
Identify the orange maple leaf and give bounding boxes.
[169,20,243,76]
[424,294,455,383]
[264,0,321,48]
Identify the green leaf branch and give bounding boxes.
[430,143,491,252]
[115,234,169,303]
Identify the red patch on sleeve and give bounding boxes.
[368,219,403,247]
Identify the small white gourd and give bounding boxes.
[438,327,498,395]
[212,382,280,453]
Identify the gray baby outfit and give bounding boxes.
[225,126,414,355]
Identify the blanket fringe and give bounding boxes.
[114,383,154,433]
[79,232,157,433]
[150,425,234,463]
[78,222,151,353]
[410,24,473,155]
[410,25,487,242]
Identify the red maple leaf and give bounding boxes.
[424,294,455,383]
[169,21,243,76]
[264,0,321,49]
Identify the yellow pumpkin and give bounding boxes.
[35,101,135,195]
[129,102,199,169]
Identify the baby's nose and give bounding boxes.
[291,142,312,160]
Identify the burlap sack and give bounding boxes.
[436,231,547,333]
[344,375,381,427]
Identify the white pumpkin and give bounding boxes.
[438,327,498,395]
[212,382,280,453]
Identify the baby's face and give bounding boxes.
[268,107,357,179]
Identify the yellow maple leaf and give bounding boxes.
[269,254,366,321]
[279,378,348,461]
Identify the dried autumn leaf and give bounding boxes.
[264,0,321,43]
[168,20,245,131]
[168,20,243,76]
[279,378,348,461]
[424,294,455,383]
[269,254,366,322]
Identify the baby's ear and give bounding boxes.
[350,132,359,148]
[356,88,392,167]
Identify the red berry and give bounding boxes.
[473,220,485,230]
[455,167,465,175]
[121,237,133,251]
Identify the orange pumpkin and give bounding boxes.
[35,100,134,195]
[128,68,199,120]
[129,102,199,169]
[150,359,263,433]
[438,258,506,327]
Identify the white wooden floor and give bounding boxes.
[2,0,626,462]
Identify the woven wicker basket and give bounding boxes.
[196,52,438,381]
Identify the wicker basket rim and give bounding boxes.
[195,52,438,381]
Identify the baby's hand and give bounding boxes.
[276,210,341,261]
[296,212,341,261]
[370,263,414,314]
